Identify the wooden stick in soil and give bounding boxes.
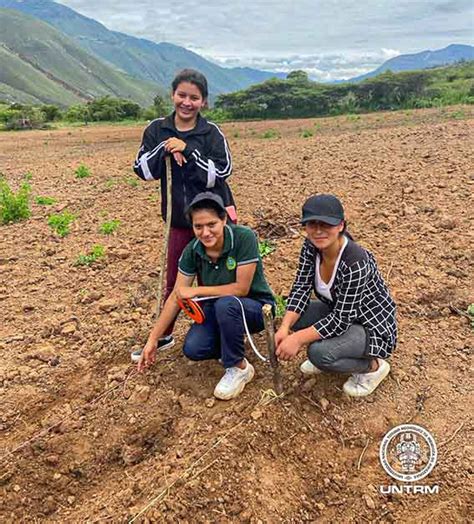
[155,155,173,319]
[262,303,283,395]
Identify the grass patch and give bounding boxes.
[124,176,139,188]
[99,219,120,235]
[261,129,280,139]
[35,196,56,205]
[48,211,75,237]
[75,244,106,266]
[259,240,276,257]
[0,175,31,224]
[75,164,91,179]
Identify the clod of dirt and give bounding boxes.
[205,398,216,408]
[98,299,119,312]
[301,378,317,392]
[363,494,376,509]
[319,397,330,411]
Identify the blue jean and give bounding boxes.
[293,300,372,374]
[183,296,267,368]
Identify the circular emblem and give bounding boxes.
[226,256,237,270]
[379,424,437,483]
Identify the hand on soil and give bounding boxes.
[137,340,157,372]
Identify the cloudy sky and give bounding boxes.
[56,0,473,80]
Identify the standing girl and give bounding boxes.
[132,69,235,361]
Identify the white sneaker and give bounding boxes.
[300,359,322,375]
[214,359,255,400]
[343,359,390,397]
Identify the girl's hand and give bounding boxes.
[138,339,157,372]
[165,137,186,153]
[175,286,197,301]
[275,326,290,348]
[173,151,187,167]
[275,333,303,361]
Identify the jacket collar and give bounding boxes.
[161,112,211,136]
[192,225,234,261]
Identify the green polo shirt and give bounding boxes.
[178,224,274,304]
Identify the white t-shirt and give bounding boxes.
[315,236,348,301]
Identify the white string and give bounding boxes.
[189,295,268,362]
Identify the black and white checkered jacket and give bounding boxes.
[286,237,397,359]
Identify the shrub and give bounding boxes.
[0,175,31,224]
[99,219,120,235]
[75,164,91,179]
[75,244,106,266]
[48,211,75,237]
[35,196,56,205]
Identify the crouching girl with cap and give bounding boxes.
[275,194,397,397]
[138,192,275,400]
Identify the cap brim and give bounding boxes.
[301,215,342,226]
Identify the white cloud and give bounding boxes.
[56,0,473,79]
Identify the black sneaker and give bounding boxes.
[130,335,175,363]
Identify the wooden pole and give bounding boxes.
[262,304,283,395]
[155,155,173,319]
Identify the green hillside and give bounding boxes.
[0,8,161,106]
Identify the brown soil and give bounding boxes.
[1,106,473,523]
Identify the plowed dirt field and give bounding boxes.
[1,106,473,522]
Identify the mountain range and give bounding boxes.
[347,44,474,82]
[0,0,472,107]
[0,0,284,99]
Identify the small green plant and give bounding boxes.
[105,178,117,189]
[75,244,106,266]
[301,129,313,138]
[274,295,287,319]
[124,176,139,188]
[35,196,56,205]
[75,164,91,179]
[0,175,31,224]
[259,240,276,257]
[314,123,322,132]
[261,129,280,139]
[468,304,474,330]
[99,219,120,235]
[450,109,465,120]
[346,114,360,122]
[48,211,75,237]
[24,172,33,181]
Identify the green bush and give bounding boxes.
[99,219,120,235]
[48,211,75,237]
[35,196,56,205]
[75,244,106,266]
[75,164,91,179]
[0,175,31,224]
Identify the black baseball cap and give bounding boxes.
[301,194,344,226]
[186,192,226,214]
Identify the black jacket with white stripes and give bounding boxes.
[286,237,397,359]
[133,113,234,228]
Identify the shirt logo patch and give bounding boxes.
[226,256,237,270]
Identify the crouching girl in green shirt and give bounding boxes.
[138,192,274,400]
